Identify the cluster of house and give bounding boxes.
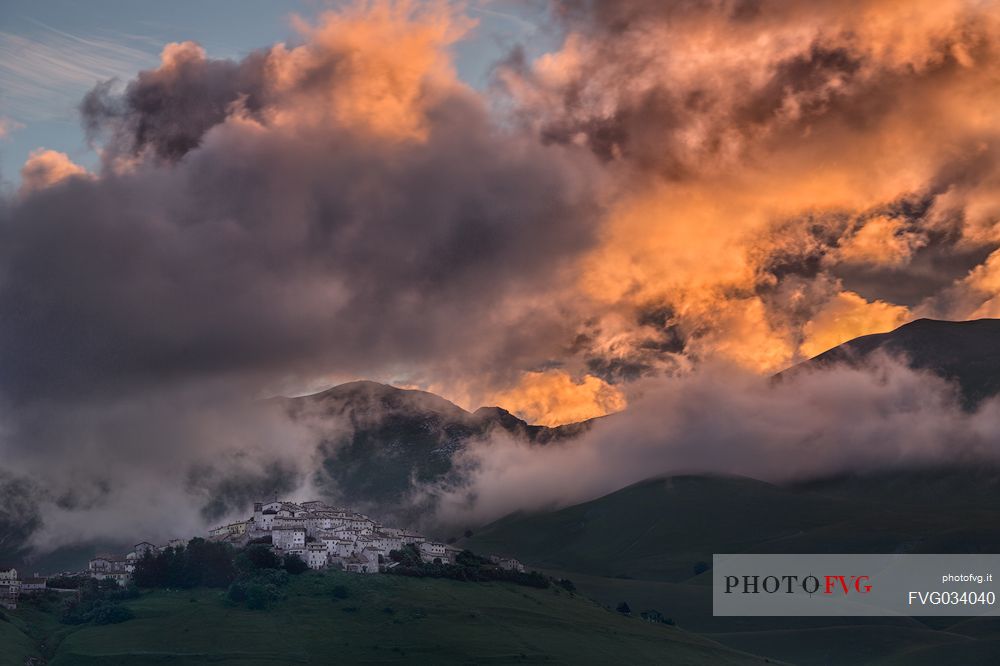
[0,567,47,610]
[85,498,524,585]
[88,541,166,586]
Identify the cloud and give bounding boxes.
[0,2,603,552]
[487,369,625,426]
[496,0,1000,373]
[4,0,1000,555]
[4,2,602,406]
[18,148,91,194]
[799,290,909,358]
[836,215,929,267]
[428,356,1000,526]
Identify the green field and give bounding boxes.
[5,572,769,665]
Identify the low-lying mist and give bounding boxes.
[423,354,1000,528]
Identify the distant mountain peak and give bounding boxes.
[275,381,596,522]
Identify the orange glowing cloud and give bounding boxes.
[19,149,90,195]
[265,0,473,140]
[502,0,1000,374]
[488,370,626,426]
[836,216,928,267]
[800,291,910,358]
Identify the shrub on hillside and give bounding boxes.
[59,596,134,626]
[226,563,290,609]
[557,579,576,593]
[250,568,289,586]
[244,583,282,610]
[90,601,135,625]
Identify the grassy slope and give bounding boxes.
[22,572,767,665]
[465,475,880,581]
[465,471,1000,665]
[465,473,1000,582]
[0,613,38,666]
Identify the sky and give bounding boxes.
[0,0,545,188]
[3,0,1000,550]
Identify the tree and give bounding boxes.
[389,544,422,567]
[616,602,631,615]
[282,553,308,575]
[455,550,487,567]
[185,538,236,587]
[134,549,168,588]
[244,583,280,610]
[134,539,236,589]
[235,544,281,574]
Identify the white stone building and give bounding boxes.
[306,544,328,570]
[344,548,380,574]
[134,542,157,558]
[209,521,248,538]
[490,555,525,573]
[418,541,448,564]
[272,526,306,551]
[18,577,47,593]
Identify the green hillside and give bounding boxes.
[465,472,1000,582]
[0,611,37,666]
[464,475,871,581]
[463,470,1000,664]
[9,571,767,665]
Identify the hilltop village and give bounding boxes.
[85,499,523,586]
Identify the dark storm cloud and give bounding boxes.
[2,51,601,406]
[81,45,270,161]
[0,5,603,551]
[0,472,43,563]
[5,0,1000,556]
[189,460,303,522]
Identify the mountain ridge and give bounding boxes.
[278,380,598,524]
[779,317,1000,406]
